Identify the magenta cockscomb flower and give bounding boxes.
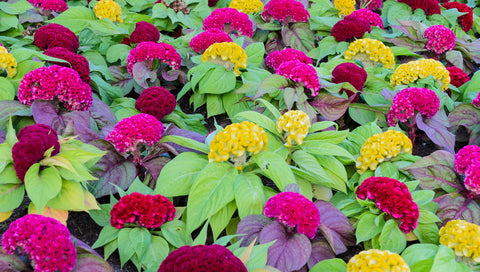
[261,0,310,24]
[126,41,181,75]
[447,66,470,88]
[135,86,176,120]
[387,87,440,127]
[203,8,253,37]
[43,47,91,84]
[454,145,480,174]
[33,24,79,52]
[331,15,371,42]
[265,48,313,71]
[2,214,76,272]
[348,9,383,29]
[18,65,93,111]
[28,0,68,12]
[276,60,321,96]
[264,192,320,239]
[465,161,480,195]
[397,0,441,15]
[356,177,420,233]
[363,0,382,10]
[424,25,456,54]
[443,2,473,32]
[189,29,233,53]
[473,92,480,108]
[130,21,160,44]
[332,62,367,102]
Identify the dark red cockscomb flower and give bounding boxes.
[208,0,218,6]
[189,29,233,53]
[331,15,371,42]
[33,24,79,52]
[43,47,91,84]
[447,66,470,88]
[443,2,473,32]
[332,62,367,102]
[135,86,176,120]
[363,0,383,10]
[130,21,160,44]
[347,9,384,29]
[397,0,441,16]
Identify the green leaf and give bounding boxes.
[413,222,439,244]
[310,258,347,272]
[234,173,265,219]
[315,155,348,192]
[104,239,118,260]
[387,1,412,25]
[142,235,169,269]
[291,150,329,182]
[0,164,22,185]
[6,116,17,148]
[234,111,278,135]
[431,245,459,271]
[308,121,338,133]
[198,66,236,94]
[106,44,131,64]
[0,0,32,15]
[411,190,435,206]
[24,165,62,213]
[255,98,281,119]
[48,7,97,33]
[301,141,354,161]
[417,210,441,224]
[117,228,134,267]
[46,180,86,211]
[0,11,18,32]
[245,43,265,68]
[92,225,120,249]
[210,201,237,240]
[222,92,251,119]
[356,213,384,243]
[0,78,15,101]
[0,183,24,213]
[161,220,190,248]
[206,93,225,117]
[379,220,406,253]
[130,228,151,258]
[253,151,296,191]
[401,243,438,269]
[159,135,209,154]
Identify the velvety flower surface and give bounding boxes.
[464,161,480,195]
[201,42,247,76]
[0,44,17,77]
[189,29,233,53]
[331,16,371,42]
[229,0,263,14]
[276,110,311,147]
[94,0,123,22]
[387,87,440,127]
[264,192,320,239]
[33,24,79,52]
[397,0,441,15]
[276,60,321,96]
[363,0,382,10]
[2,214,76,272]
[347,249,410,272]
[344,38,395,69]
[261,0,310,24]
[356,177,419,233]
[446,66,470,88]
[126,41,181,75]
[454,145,480,174]
[43,47,91,84]
[28,0,68,12]
[424,25,456,54]
[265,48,312,71]
[135,86,176,120]
[130,21,160,44]
[443,2,473,32]
[158,244,247,272]
[203,8,253,37]
[439,219,480,263]
[348,9,384,29]
[390,59,450,91]
[332,62,367,101]
[334,0,355,16]
[473,93,480,108]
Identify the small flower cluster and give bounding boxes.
[126,41,181,75]
[33,23,79,52]
[0,44,17,77]
[2,214,76,272]
[276,110,311,147]
[201,42,247,76]
[332,62,367,101]
[265,48,312,71]
[203,8,253,37]
[464,162,480,195]
[229,0,263,14]
[331,16,371,42]
[439,219,480,263]
[347,249,410,272]
[397,0,441,16]
[158,244,248,272]
[110,192,175,229]
[454,145,480,195]
[28,0,68,12]
[344,38,395,69]
[261,0,310,24]
[390,59,450,91]
[43,47,91,84]
[208,121,268,170]
[363,0,382,10]
[446,66,470,88]
[264,192,320,239]
[135,86,176,120]
[334,0,355,17]
[424,25,456,55]
[443,2,473,32]
[387,87,440,127]
[130,21,160,44]
[189,29,233,53]
[348,9,384,29]
[106,113,164,153]
[356,177,419,233]
[276,60,321,96]
[356,130,412,173]
[94,0,123,22]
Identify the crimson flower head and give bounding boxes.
[135,86,176,120]
[443,2,473,32]
[331,15,371,42]
[203,8,253,37]
[473,93,480,108]
[363,0,382,10]
[465,161,480,196]
[43,47,91,84]
[2,214,76,272]
[397,0,441,15]
[33,24,79,52]
[28,0,68,12]
[356,177,419,233]
[446,66,470,88]
[424,25,456,55]
[130,21,160,44]
[261,0,310,24]
[276,60,321,96]
[189,29,233,53]
[332,62,367,102]
[347,9,383,29]
[387,87,440,127]
[126,41,181,75]
[454,145,480,175]
[265,48,313,71]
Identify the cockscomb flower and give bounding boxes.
[276,110,311,147]
[346,249,410,272]
[28,0,68,12]
[332,62,367,101]
[424,25,456,55]
[356,177,419,233]
[344,38,395,69]
[397,0,441,16]
[265,48,313,71]
[443,2,473,32]
[107,113,164,153]
[261,0,310,24]
[208,121,268,170]
[446,66,470,88]
[454,145,480,174]
[356,130,412,173]
[473,93,480,108]
[94,0,123,22]
[390,59,450,91]
[135,86,176,120]
[334,0,355,16]
[331,15,371,42]
[0,45,17,77]
[43,47,91,84]
[229,0,263,14]
[264,192,320,239]
[276,60,321,96]
[33,24,79,52]
[439,219,480,263]
[387,87,440,127]
[464,161,480,195]
[130,21,160,44]
[362,0,382,10]
[126,41,181,75]
[2,214,76,272]
[158,244,247,272]
[189,29,233,54]
[201,42,247,76]
[203,8,253,37]
[348,9,384,29]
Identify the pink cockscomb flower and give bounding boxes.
[261,0,310,24]
[362,0,382,10]
[331,15,371,42]
[126,41,181,75]
[332,62,367,102]
[454,145,480,174]
[203,8,253,37]
[189,29,233,54]
[130,21,160,44]
[473,92,480,108]
[33,24,79,52]
[110,192,175,229]
[28,0,68,12]
[263,192,320,239]
[465,161,480,196]
[158,244,247,272]
[356,177,419,233]
[43,47,91,84]
[276,60,321,96]
[107,113,164,153]
[443,2,473,32]
[2,214,76,272]
[446,66,470,88]
[348,9,383,29]
[424,25,456,55]
[265,48,313,71]
[387,87,440,127]
[397,0,441,16]
[135,86,176,120]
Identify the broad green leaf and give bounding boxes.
[379,220,406,253]
[130,228,151,258]
[301,141,354,161]
[117,228,134,267]
[198,66,236,94]
[142,236,169,269]
[0,182,24,213]
[0,164,22,185]
[253,151,296,190]
[413,222,439,244]
[0,11,18,32]
[234,173,265,219]
[245,43,265,68]
[92,225,120,249]
[210,201,237,240]
[159,135,209,154]
[25,164,62,213]
[356,213,384,243]
[106,44,132,64]
[315,155,347,192]
[46,180,86,211]
[234,111,278,135]
[431,245,460,271]
[310,258,347,272]
[161,220,190,248]
[48,7,96,33]
[308,121,338,133]
[0,78,15,101]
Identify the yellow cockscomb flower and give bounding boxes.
[334,0,355,17]
[229,0,263,14]
[208,121,268,170]
[276,110,310,147]
[440,219,480,263]
[347,249,410,272]
[201,42,247,76]
[0,45,17,78]
[356,130,412,173]
[93,0,123,23]
[390,59,450,91]
[344,38,395,69]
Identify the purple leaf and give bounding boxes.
[109,66,134,91]
[161,69,186,83]
[132,62,157,88]
[283,183,300,193]
[307,238,336,269]
[384,37,425,51]
[73,122,101,143]
[415,111,455,153]
[448,103,480,145]
[70,236,102,258]
[19,9,44,23]
[0,248,30,271]
[0,129,5,143]
[89,99,118,133]
[391,20,428,40]
[71,254,113,272]
[142,156,171,184]
[237,214,273,247]
[163,124,206,154]
[309,92,354,121]
[381,88,396,101]
[31,100,65,134]
[0,100,32,130]
[434,193,480,226]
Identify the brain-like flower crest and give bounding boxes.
[439,219,480,263]
[201,42,247,76]
[334,0,355,17]
[276,60,321,96]
[265,48,312,72]
[229,0,263,14]
[390,59,450,91]
[126,41,181,75]
[43,47,91,84]
[424,25,456,55]
[473,93,480,108]
[130,21,160,44]
[397,0,440,16]
[347,249,410,272]
[0,45,17,78]
[348,9,384,29]
[94,0,123,22]
[276,110,311,147]
[331,15,371,42]
[387,87,440,127]
[261,0,310,24]
[332,62,367,101]
[33,23,79,52]
[28,0,68,12]
[454,145,480,196]
[446,66,470,88]
[344,38,395,69]
[135,86,176,120]
[203,8,253,37]
[189,29,233,54]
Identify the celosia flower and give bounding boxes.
[106,113,164,153]
[397,0,441,16]
[347,249,410,271]
[94,0,123,22]
[265,48,313,71]
[28,0,68,12]
[201,42,247,76]
[454,145,480,174]
[362,0,382,10]
[135,86,176,120]
[332,62,367,101]
[356,177,419,233]
[424,25,456,54]
[276,110,311,147]
[43,47,91,84]
[189,29,233,54]
[446,66,470,88]
[276,60,321,96]
[208,0,218,6]
[229,0,263,14]
[261,0,310,24]
[334,0,355,16]
[390,59,450,91]
[443,2,473,32]
[473,93,480,108]
[130,21,160,44]
[158,244,247,272]
[203,8,253,37]
[348,9,383,29]
[2,214,76,272]
[0,45,17,78]
[387,87,440,127]
[208,121,268,170]
[33,23,79,52]
[331,16,371,42]
[126,41,181,75]
[464,161,480,195]
[439,219,480,263]
[344,38,395,69]
[356,130,412,173]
